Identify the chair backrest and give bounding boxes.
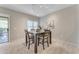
[44,29,50,32]
[44,30,51,37]
[27,32,34,39]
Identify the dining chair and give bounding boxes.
[37,31,49,50]
[44,30,51,44]
[25,30,34,49]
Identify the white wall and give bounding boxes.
[0,7,38,42]
[40,5,79,47]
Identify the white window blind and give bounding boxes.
[27,20,38,31]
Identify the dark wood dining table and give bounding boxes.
[25,30,51,54]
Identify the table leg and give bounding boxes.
[50,32,52,44]
[34,34,37,54]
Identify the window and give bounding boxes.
[0,17,8,43]
[27,20,38,31]
[0,18,8,28]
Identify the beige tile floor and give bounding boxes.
[0,39,79,54]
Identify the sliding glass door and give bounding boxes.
[0,17,9,43]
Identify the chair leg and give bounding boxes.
[28,39,30,49]
[43,36,45,50]
[26,35,27,46]
[32,36,34,43]
[26,41,28,46]
[47,37,49,47]
[26,42,27,46]
[38,38,39,46]
[26,40,27,46]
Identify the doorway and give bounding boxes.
[0,17,9,43]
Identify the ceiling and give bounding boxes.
[0,4,74,17]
